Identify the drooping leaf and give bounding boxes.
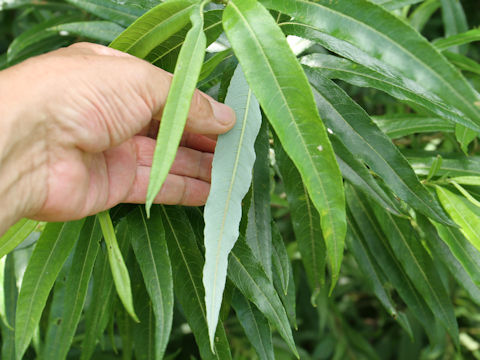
[109,0,196,58]
[246,119,273,279]
[274,137,326,302]
[97,211,138,322]
[1,255,16,360]
[15,220,85,360]
[199,49,233,82]
[50,21,124,43]
[436,186,480,252]
[302,54,469,130]
[371,202,459,344]
[65,0,144,27]
[409,0,441,32]
[263,0,480,130]
[161,206,232,360]
[146,4,207,211]
[232,291,275,360]
[203,65,262,348]
[306,70,453,225]
[372,115,454,139]
[0,219,39,260]
[224,0,346,289]
[127,206,173,360]
[43,217,102,360]
[346,216,413,338]
[444,51,480,76]
[229,237,298,358]
[439,0,469,53]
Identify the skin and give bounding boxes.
[0,42,236,236]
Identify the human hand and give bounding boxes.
[0,42,235,233]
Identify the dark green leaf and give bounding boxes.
[1,255,17,360]
[372,115,454,138]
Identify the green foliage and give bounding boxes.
[1,0,480,359]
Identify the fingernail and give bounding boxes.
[212,101,236,126]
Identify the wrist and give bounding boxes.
[0,66,48,235]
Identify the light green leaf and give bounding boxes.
[246,119,273,279]
[50,21,124,43]
[274,137,326,302]
[306,70,453,225]
[371,203,459,344]
[146,4,206,211]
[435,29,480,51]
[263,0,480,131]
[109,0,195,57]
[232,291,275,360]
[436,186,480,252]
[346,216,413,338]
[161,206,232,360]
[408,154,480,177]
[203,65,262,348]
[224,0,346,290]
[127,206,173,360]
[455,124,477,154]
[0,219,39,260]
[448,176,480,186]
[372,115,454,138]
[439,0,469,53]
[43,217,102,360]
[229,237,298,358]
[409,0,441,32]
[444,51,480,76]
[426,155,443,182]
[15,220,85,360]
[371,0,422,10]
[302,54,469,130]
[199,49,233,82]
[1,254,16,360]
[449,181,480,208]
[65,0,145,27]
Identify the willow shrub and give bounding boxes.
[1,0,480,359]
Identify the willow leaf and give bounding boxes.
[0,219,38,260]
[109,0,195,57]
[307,70,453,225]
[98,211,138,322]
[232,291,275,360]
[203,65,261,348]
[444,51,480,76]
[1,254,16,359]
[15,220,84,360]
[372,115,454,138]
[65,0,144,27]
[229,237,298,358]
[302,54,468,129]
[263,0,480,130]
[436,186,480,252]
[44,217,102,360]
[161,206,232,360]
[439,0,469,54]
[224,0,345,290]
[455,124,477,154]
[408,154,480,177]
[274,137,326,302]
[128,206,173,360]
[346,216,412,338]
[371,204,459,344]
[50,21,124,43]
[146,5,206,211]
[246,119,273,279]
[435,30,480,51]
[409,0,441,32]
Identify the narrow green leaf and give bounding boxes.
[346,186,438,339]
[65,0,144,27]
[224,0,345,290]
[448,176,480,186]
[436,186,480,252]
[271,222,289,296]
[161,206,232,360]
[109,0,195,57]
[1,254,16,360]
[229,237,298,358]
[203,65,262,348]
[274,137,326,301]
[80,221,130,360]
[263,0,480,130]
[371,203,459,344]
[435,29,480,51]
[232,291,275,360]
[455,123,477,154]
[43,216,102,360]
[98,211,138,322]
[444,51,480,76]
[50,21,124,43]
[373,115,454,139]
[146,5,206,211]
[449,181,480,208]
[0,219,38,260]
[199,49,233,82]
[302,54,469,130]
[346,216,413,338]
[439,0,469,53]
[409,0,441,32]
[418,217,480,305]
[117,306,134,360]
[408,154,480,177]
[330,135,403,216]
[246,119,273,279]
[306,70,453,225]
[127,206,173,360]
[15,220,85,360]
[426,155,443,181]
